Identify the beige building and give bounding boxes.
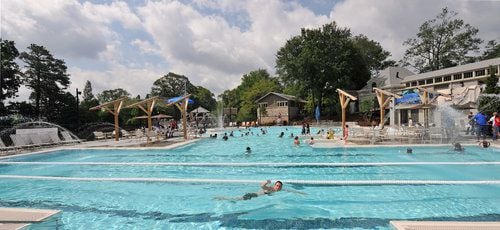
[256,92,306,125]
[397,57,500,127]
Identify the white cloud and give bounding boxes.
[330,0,500,61]
[82,1,142,29]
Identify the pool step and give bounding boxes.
[0,207,60,230]
[390,221,500,230]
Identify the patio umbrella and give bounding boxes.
[315,105,320,122]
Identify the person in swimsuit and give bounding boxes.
[215,180,283,201]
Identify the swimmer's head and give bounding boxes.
[274,181,283,191]
[246,147,251,151]
[407,148,413,154]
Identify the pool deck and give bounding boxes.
[390,221,500,230]
[0,207,60,230]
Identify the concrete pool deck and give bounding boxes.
[390,221,500,230]
[0,207,60,230]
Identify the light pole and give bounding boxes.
[76,88,82,126]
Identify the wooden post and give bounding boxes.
[373,88,401,129]
[89,98,125,142]
[336,89,357,134]
[126,97,158,144]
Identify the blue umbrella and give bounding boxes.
[166,96,194,104]
[315,105,320,122]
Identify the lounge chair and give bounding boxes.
[93,131,106,140]
[9,134,36,149]
[0,139,16,152]
[121,130,133,139]
[61,131,80,143]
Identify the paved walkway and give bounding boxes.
[390,221,500,230]
[0,207,60,230]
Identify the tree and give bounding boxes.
[237,77,281,121]
[82,80,96,103]
[96,88,130,103]
[19,44,70,119]
[352,34,396,74]
[483,66,500,94]
[150,72,196,98]
[276,22,370,117]
[192,86,217,111]
[0,39,22,114]
[401,8,482,73]
[480,40,500,60]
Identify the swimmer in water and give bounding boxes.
[453,143,464,152]
[406,148,413,154]
[214,180,283,201]
[245,147,252,154]
[479,140,490,148]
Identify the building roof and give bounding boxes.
[255,92,307,103]
[190,106,210,113]
[358,67,414,94]
[402,57,500,83]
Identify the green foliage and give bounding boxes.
[478,95,500,115]
[96,88,130,104]
[481,40,500,60]
[19,44,71,119]
[237,78,281,121]
[192,86,217,111]
[0,39,22,110]
[352,34,396,74]
[150,72,196,98]
[219,69,281,121]
[402,7,482,73]
[276,22,370,117]
[484,66,500,94]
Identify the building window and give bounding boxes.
[475,69,485,76]
[453,74,462,80]
[406,83,410,87]
[464,72,473,78]
[418,80,425,85]
[435,77,442,83]
[411,81,417,86]
[259,103,268,108]
[434,84,449,90]
[443,75,451,81]
[277,101,288,107]
[426,79,433,84]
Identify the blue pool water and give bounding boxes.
[1,127,499,229]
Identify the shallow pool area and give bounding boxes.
[1,127,499,229]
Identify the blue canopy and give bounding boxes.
[166,96,194,104]
[315,105,320,122]
[395,92,421,105]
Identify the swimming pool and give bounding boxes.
[1,127,499,229]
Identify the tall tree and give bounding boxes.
[150,72,196,98]
[82,80,95,103]
[480,40,500,60]
[19,44,70,119]
[192,86,217,111]
[276,22,370,116]
[96,88,130,103]
[0,39,22,113]
[401,7,482,73]
[352,34,395,74]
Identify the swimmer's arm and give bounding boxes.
[261,180,273,191]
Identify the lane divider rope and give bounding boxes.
[1,175,499,185]
[1,161,500,167]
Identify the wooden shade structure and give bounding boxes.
[89,97,126,141]
[125,96,159,143]
[415,86,451,128]
[336,89,357,132]
[373,87,401,129]
[164,94,191,140]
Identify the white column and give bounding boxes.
[389,99,395,127]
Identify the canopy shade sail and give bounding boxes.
[166,96,194,105]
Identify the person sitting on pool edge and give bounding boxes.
[214,180,283,201]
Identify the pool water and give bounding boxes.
[1,127,499,229]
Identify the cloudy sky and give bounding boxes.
[2,0,499,101]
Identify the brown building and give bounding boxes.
[255,92,306,125]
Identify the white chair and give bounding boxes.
[93,131,106,140]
